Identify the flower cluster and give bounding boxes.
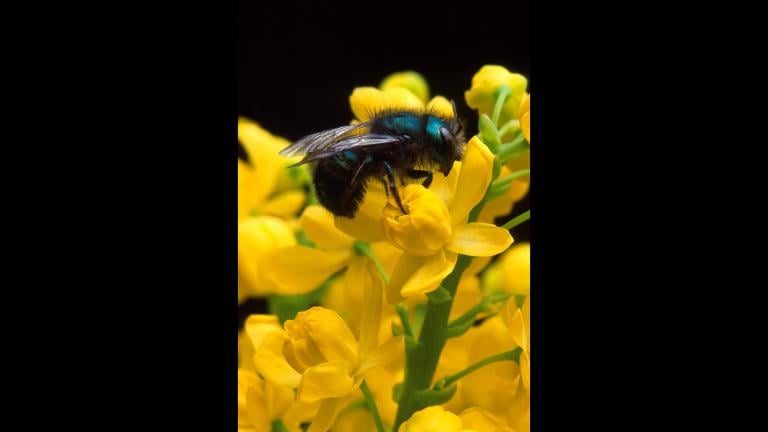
[239,66,530,432]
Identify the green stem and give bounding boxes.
[396,304,414,337]
[493,169,530,186]
[501,210,531,230]
[393,192,490,429]
[497,119,520,137]
[447,292,512,329]
[436,349,520,390]
[492,85,511,126]
[353,241,390,284]
[360,380,386,432]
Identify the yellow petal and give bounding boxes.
[304,307,360,368]
[380,70,430,103]
[446,223,513,257]
[244,314,281,351]
[298,361,355,403]
[262,246,349,295]
[398,406,464,432]
[349,87,425,122]
[254,332,302,388]
[388,250,458,302]
[308,397,345,432]
[239,216,296,296]
[464,66,528,125]
[459,407,506,432]
[520,350,530,391]
[519,94,530,143]
[429,161,461,206]
[300,205,355,250]
[335,181,388,242]
[449,137,494,225]
[260,190,307,218]
[426,95,454,119]
[499,243,530,296]
[357,256,383,356]
[356,335,404,375]
[238,160,269,222]
[382,185,453,256]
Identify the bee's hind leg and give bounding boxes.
[383,162,408,215]
[406,169,433,189]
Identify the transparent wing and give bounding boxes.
[297,133,404,164]
[279,122,371,158]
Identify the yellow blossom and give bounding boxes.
[519,94,530,143]
[238,117,307,222]
[397,406,472,432]
[380,71,430,104]
[459,407,515,432]
[337,136,513,303]
[460,316,520,418]
[239,314,319,432]
[238,216,297,300]
[464,66,528,125]
[482,243,529,297]
[256,260,403,432]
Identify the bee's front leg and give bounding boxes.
[406,169,433,189]
[383,161,408,215]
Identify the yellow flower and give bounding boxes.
[519,94,530,143]
[337,136,513,303]
[482,243,529,297]
[460,316,520,418]
[459,408,515,432]
[397,406,472,432]
[464,66,528,125]
[256,261,403,432]
[238,216,297,300]
[238,117,307,222]
[380,71,430,104]
[256,205,354,296]
[238,368,296,432]
[239,314,319,432]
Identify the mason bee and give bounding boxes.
[279,102,466,218]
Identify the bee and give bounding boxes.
[280,102,466,218]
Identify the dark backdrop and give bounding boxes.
[238,1,530,243]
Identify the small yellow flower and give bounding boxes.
[519,94,530,143]
[482,243,530,297]
[238,216,297,300]
[397,406,471,432]
[380,71,430,104]
[238,117,307,222]
[464,66,528,125]
[337,137,513,302]
[256,260,403,432]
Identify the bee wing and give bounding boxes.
[297,133,405,164]
[279,122,371,158]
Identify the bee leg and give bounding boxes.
[406,169,433,189]
[383,161,408,215]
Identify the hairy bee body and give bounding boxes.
[281,107,465,217]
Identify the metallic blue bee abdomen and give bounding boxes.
[380,114,422,135]
[426,116,448,144]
